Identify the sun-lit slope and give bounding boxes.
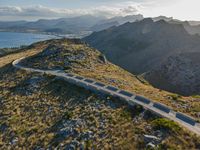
[1,39,200,149]
[0,40,50,68]
[19,39,200,121]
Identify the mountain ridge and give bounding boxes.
[84,18,200,96]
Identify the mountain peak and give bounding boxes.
[141,18,154,23]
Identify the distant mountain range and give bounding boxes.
[1,14,200,36]
[0,15,143,34]
[84,18,200,96]
[0,15,106,34]
[154,16,200,35]
[91,15,144,31]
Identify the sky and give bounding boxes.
[0,0,200,21]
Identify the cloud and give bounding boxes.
[0,3,141,21]
[0,5,68,17]
[121,6,138,14]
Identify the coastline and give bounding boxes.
[0,29,62,38]
[0,29,92,39]
[0,31,60,49]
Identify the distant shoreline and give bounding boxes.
[0,31,92,49]
[0,31,60,49]
[0,30,62,38]
[0,30,93,39]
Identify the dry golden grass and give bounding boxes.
[0,44,47,68]
[73,52,200,121]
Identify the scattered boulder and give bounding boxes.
[146,142,156,149]
[144,134,160,144]
[10,137,18,145]
[81,131,94,141]
[99,54,107,64]
[0,123,8,133]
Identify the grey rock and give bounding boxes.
[10,137,18,145]
[99,54,107,64]
[0,123,8,133]
[71,140,80,147]
[146,142,156,148]
[144,134,160,144]
[81,131,94,141]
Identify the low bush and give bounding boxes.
[152,118,181,133]
[63,111,73,120]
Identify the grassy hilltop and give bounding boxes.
[0,39,200,149]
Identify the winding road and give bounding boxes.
[13,57,200,136]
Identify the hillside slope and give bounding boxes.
[84,19,200,95]
[144,52,200,96]
[0,39,200,149]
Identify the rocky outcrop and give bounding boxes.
[144,53,200,96]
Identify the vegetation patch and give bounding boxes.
[192,95,200,99]
[169,94,182,101]
[119,109,132,121]
[63,111,73,120]
[152,118,181,133]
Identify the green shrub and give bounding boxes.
[190,104,200,112]
[63,111,73,120]
[169,94,182,101]
[85,140,92,149]
[134,127,145,135]
[192,95,200,99]
[152,118,181,133]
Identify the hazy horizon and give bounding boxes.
[0,0,199,21]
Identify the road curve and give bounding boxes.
[12,57,200,136]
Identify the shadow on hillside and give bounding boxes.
[0,64,17,80]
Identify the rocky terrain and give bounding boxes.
[0,39,200,149]
[144,53,200,96]
[84,18,200,96]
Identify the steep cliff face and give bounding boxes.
[85,19,200,74]
[84,19,200,95]
[144,52,200,96]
